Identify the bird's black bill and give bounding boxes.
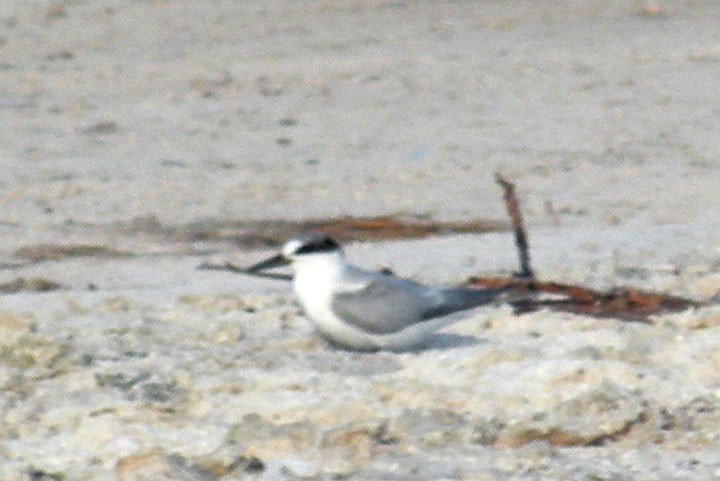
[197,261,292,281]
[246,254,289,273]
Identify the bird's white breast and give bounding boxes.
[292,255,381,349]
[293,263,336,326]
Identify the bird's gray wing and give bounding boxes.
[330,273,433,335]
[332,272,521,335]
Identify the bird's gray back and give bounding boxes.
[330,268,513,335]
[330,268,437,334]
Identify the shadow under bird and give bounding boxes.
[247,234,526,351]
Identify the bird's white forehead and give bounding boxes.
[282,238,305,257]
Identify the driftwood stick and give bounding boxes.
[468,275,699,323]
[495,174,535,279]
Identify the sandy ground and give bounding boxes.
[2,0,720,480]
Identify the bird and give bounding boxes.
[246,233,525,351]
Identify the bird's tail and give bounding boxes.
[422,284,532,320]
[455,284,533,306]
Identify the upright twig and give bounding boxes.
[495,174,535,279]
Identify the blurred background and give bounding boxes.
[2,0,718,244]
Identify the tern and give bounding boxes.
[247,234,524,351]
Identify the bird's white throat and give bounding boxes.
[292,251,346,308]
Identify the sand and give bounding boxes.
[2,1,720,479]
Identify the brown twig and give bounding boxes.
[495,174,534,279]
[468,276,698,323]
[175,215,508,248]
[483,174,699,322]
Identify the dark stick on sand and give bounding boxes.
[495,174,535,279]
